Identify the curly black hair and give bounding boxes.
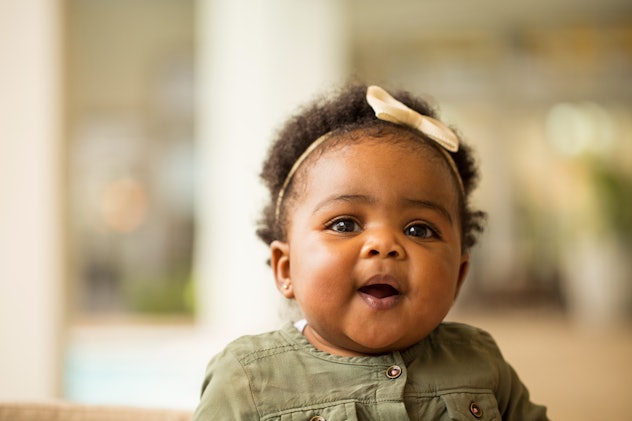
[256,83,486,251]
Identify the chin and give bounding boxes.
[352,336,415,355]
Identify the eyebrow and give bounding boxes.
[313,194,375,211]
[313,194,454,225]
[402,198,454,225]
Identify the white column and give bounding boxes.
[194,0,348,341]
[0,0,64,400]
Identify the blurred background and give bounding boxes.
[1,0,631,419]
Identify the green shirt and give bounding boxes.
[193,322,548,420]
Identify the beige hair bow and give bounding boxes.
[366,85,459,152]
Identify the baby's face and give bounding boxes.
[271,133,469,356]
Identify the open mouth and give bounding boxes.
[358,284,400,299]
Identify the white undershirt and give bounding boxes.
[293,319,308,333]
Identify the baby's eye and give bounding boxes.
[404,223,438,239]
[327,218,361,233]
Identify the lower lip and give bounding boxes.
[358,292,402,310]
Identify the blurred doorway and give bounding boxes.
[65,0,196,318]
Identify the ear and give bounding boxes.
[270,240,294,298]
[454,252,470,300]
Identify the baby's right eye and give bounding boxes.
[326,218,360,233]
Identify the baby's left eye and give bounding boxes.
[404,223,437,239]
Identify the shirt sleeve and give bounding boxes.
[476,329,549,421]
[496,361,549,421]
[192,349,259,420]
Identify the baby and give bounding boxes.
[193,84,548,420]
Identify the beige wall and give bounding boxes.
[0,0,64,399]
[194,0,349,339]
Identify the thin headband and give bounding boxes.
[274,85,464,221]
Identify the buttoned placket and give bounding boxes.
[375,350,409,419]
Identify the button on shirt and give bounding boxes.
[193,322,549,420]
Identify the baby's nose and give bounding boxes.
[361,228,405,259]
